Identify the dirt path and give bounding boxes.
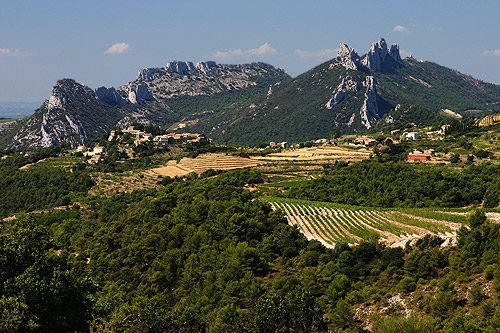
[398,212,462,230]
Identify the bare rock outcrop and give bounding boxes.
[165,61,197,75]
[362,39,388,71]
[362,38,402,71]
[389,43,401,61]
[95,86,125,105]
[137,68,162,81]
[326,76,359,109]
[334,43,362,70]
[128,84,154,104]
[195,61,218,75]
[359,76,379,128]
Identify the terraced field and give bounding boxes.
[266,198,464,248]
[253,145,371,162]
[152,153,261,177]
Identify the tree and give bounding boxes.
[475,149,490,159]
[450,153,461,163]
[0,222,95,332]
[250,289,327,333]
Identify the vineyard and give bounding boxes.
[265,198,465,248]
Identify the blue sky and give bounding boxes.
[1,0,500,103]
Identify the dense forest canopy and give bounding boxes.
[285,160,500,208]
[2,121,500,332]
[0,165,499,331]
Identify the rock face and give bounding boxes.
[128,84,154,104]
[362,39,388,71]
[121,62,287,99]
[11,79,93,148]
[326,76,359,109]
[359,76,379,128]
[195,61,217,75]
[335,43,362,70]
[362,38,402,71]
[165,61,197,75]
[137,68,162,81]
[94,86,125,105]
[389,43,401,61]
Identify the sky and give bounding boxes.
[1,0,500,103]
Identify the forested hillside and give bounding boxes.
[2,154,500,331]
[285,160,500,208]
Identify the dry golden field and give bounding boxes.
[151,153,262,178]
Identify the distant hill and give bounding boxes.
[185,39,500,144]
[2,62,289,149]
[3,38,500,149]
[0,102,41,118]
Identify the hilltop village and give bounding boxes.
[64,121,494,169]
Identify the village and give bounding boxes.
[75,126,208,163]
[69,122,496,166]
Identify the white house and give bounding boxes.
[406,132,421,140]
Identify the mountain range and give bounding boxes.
[2,38,500,149]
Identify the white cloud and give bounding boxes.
[393,25,408,33]
[483,50,500,57]
[213,43,278,59]
[106,42,131,54]
[247,43,278,56]
[0,48,36,57]
[295,48,338,59]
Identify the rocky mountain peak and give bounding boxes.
[137,67,162,81]
[336,43,362,70]
[388,43,401,61]
[195,61,218,75]
[48,79,95,111]
[94,86,125,105]
[165,61,197,75]
[362,38,388,71]
[128,84,154,104]
[362,38,402,71]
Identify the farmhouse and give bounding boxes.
[280,142,290,149]
[407,151,431,162]
[93,146,104,154]
[406,132,421,140]
[76,145,87,152]
[83,146,105,157]
[355,137,377,145]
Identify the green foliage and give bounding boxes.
[0,296,39,332]
[0,161,93,217]
[372,314,437,333]
[3,154,500,331]
[450,153,461,163]
[469,282,484,306]
[0,222,95,332]
[249,289,327,332]
[286,160,500,208]
[373,104,451,132]
[397,276,417,294]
